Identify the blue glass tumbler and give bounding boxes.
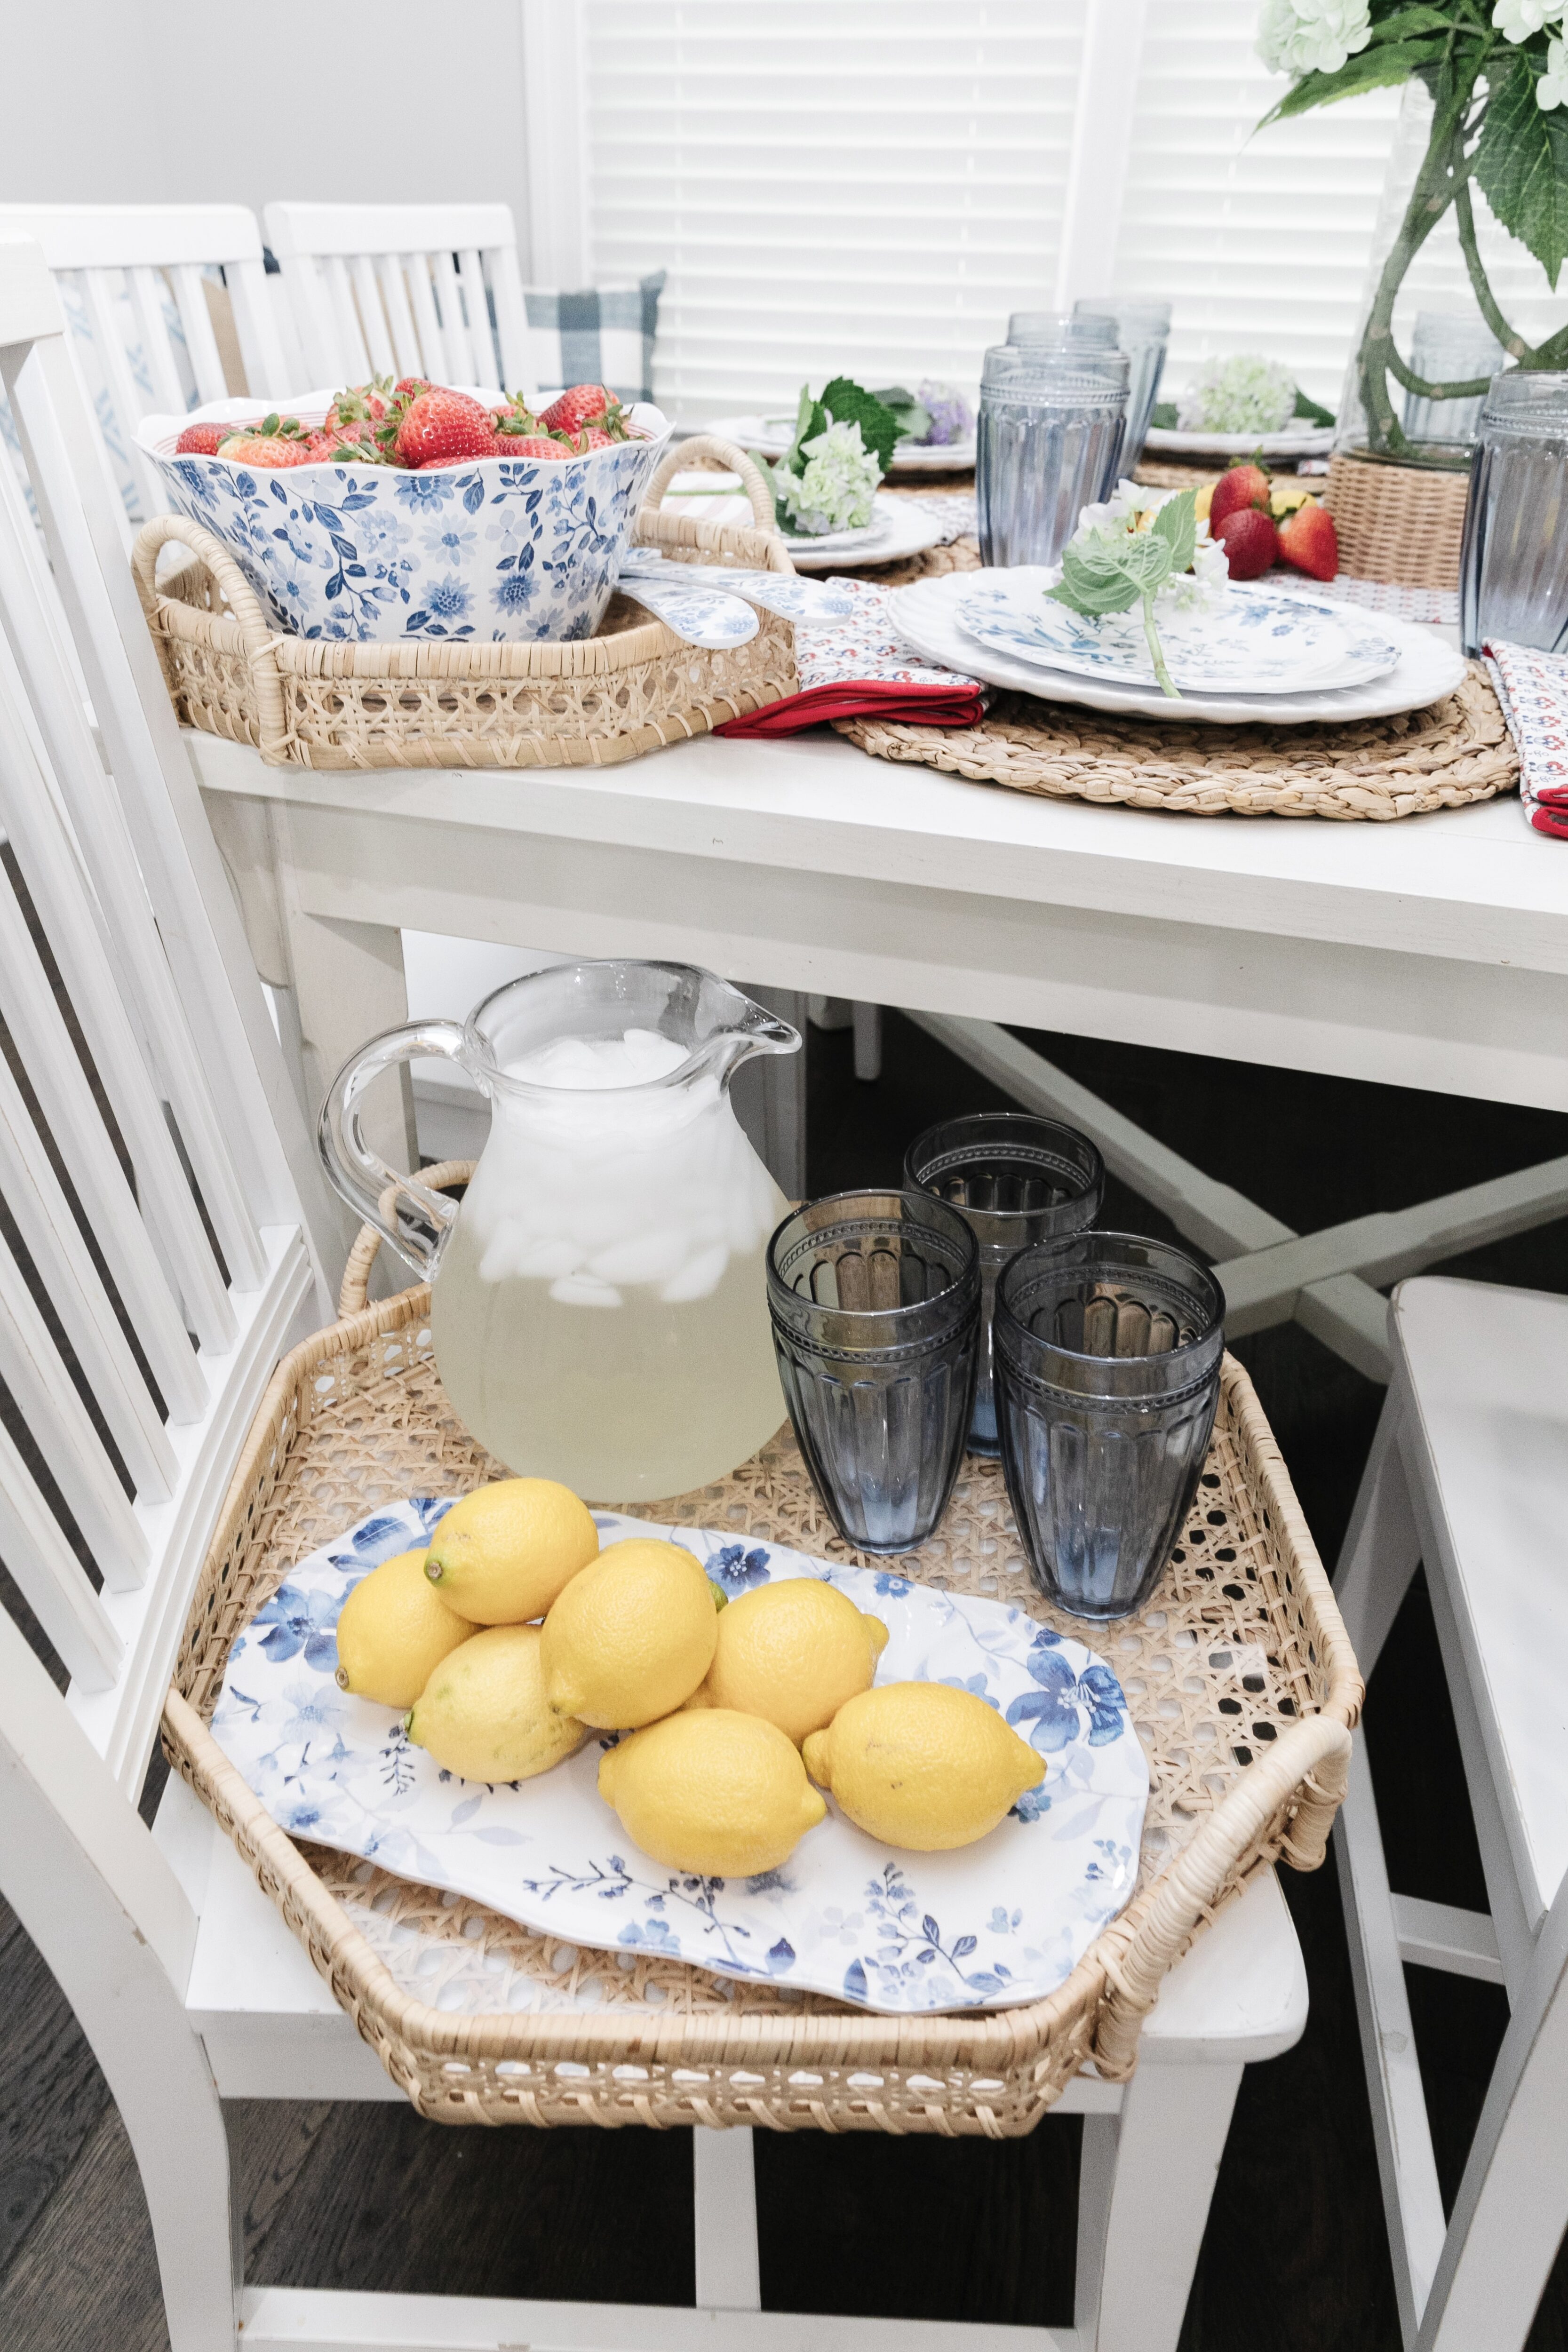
[993,1232,1224,1621]
[904,1112,1105,1457]
[766,1191,979,1554]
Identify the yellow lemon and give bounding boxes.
[695,1578,889,1744]
[405,1624,587,1782]
[541,1537,719,1728]
[423,1479,598,1624]
[1193,480,1215,522]
[803,1682,1044,1851]
[598,1708,827,1876]
[1270,482,1318,516]
[334,1549,475,1708]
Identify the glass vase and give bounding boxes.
[1337,82,1568,471]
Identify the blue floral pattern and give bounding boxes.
[137,403,669,644]
[959,577,1401,694]
[211,1502,1147,2016]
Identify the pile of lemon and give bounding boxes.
[335,1478,1044,1876]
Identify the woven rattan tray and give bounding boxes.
[839,665,1515,820]
[132,437,796,771]
[163,1213,1360,2135]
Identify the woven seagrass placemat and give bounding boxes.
[837,663,1516,821]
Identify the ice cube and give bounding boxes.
[588,1228,692,1286]
[660,1243,730,1303]
[550,1272,624,1308]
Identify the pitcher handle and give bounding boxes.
[318,1020,472,1278]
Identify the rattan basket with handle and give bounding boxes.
[131,436,797,771]
[1323,451,1470,589]
[161,1179,1361,2134]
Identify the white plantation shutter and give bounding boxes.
[1111,1,1401,413]
[583,0,1089,421]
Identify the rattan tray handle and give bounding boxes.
[132,513,290,756]
[338,1162,475,1319]
[644,434,779,530]
[1091,1711,1352,2076]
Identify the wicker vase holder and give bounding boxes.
[131,436,797,771]
[1322,451,1471,590]
[161,1182,1361,2135]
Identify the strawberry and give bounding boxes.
[495,434,572,462]
[1213,506,1279,580]
[325,375,393,437]
[538,382,629,439]
[394,388,497,469]
[494,392,543,436]
[576,426,618,451]
[1208,461,1272,532]
[176,419,255,456]
[1276,499,1338,581]
[216,414,316,468]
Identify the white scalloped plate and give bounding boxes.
[889,570,1466,724]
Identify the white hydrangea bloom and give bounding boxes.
[1538,32,1568,101]
[774,418,880,534]
[1177,353,1298,435]
[1494,0,1565,40]
[1058,482,1229,612]
[1257,0,1372,75]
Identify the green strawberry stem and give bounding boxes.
[1141,591,1179,700]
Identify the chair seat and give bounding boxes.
[1393,1276,1568,1930]
[152,1774,1306,2106]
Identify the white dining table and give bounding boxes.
[190,716,1568,1376]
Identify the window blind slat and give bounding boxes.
[587,0,1087,419]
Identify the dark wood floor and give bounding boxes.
[6,1009,1568,2348]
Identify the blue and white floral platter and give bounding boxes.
[135,392,669,644]
[211,1500,1149,2015]
[958,573,1401,694]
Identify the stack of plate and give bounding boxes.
[703,412,977,474]
[889,569,1466,725]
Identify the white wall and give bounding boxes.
[0,0,531,242]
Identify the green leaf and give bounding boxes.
[1049,551,1142,620]
[1049,528,1174,619]
[1370,6,1466,37]
[1473,51,1568,290]
[1293,387,1337,425]
[1150,399,1178,430]
[818,376,902,474]
[780,384,824,476]
[1150,490,1197,574]
[1263,41,1437,121]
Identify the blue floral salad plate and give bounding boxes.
[957,573,1401,695]
[211,1501,1149,2016]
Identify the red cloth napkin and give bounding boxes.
[714,577,984,739]
[718,677,985,738]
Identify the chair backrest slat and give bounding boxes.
[0,1408,123,1692]
[0,769,212,1415]
[168,262,231,406]
[0,454,261,1328]
[266,199,528,392]
[0,1218,147,1586]
[0,205,298,544]
[0,1047,176,1502]
[0,238,331,1788]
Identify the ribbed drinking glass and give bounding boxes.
[766,1191,979,1554]
[977,344,1131,568]
[903,1113,1105,1457]
[993,1232,1224,1621]
[1073,298,1172,464]
[1460,370,1568,656]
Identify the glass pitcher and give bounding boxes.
[319,960,800,1503]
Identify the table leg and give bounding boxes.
[733,985,808,1200]
[692,2123,761,2312]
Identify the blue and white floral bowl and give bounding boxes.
[211,1500,1149,2015]
[135,391,670,644]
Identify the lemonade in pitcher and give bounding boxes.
[319,963,797,1501]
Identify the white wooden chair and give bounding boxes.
[0,232,1316,2352]
[263,199,532,395]
[1335,1273,1568,2352]
[0,202,294,541]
